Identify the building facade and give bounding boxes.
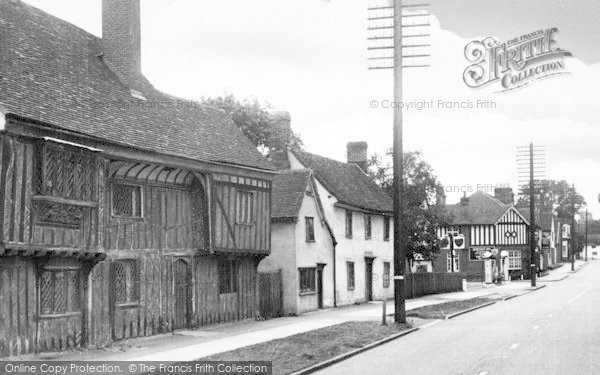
[434,190,533,281]
[0,0,274,357]
[262,118,394,310]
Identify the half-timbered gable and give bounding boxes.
[495,207,529,246]
[0,0,274,357]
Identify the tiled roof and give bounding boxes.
[447,191,509,225]
[290,149,392,213]
[271,169,311,219]
[0,1,273,170]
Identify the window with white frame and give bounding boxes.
[299,268,316,294]
[446,252,459,272]
[508,250,522,270]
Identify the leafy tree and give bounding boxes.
[516,179,586,219]
[200,94,303,155]
[368,149,451,261]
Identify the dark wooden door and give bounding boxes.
[174,259,191,330]
[365,258,373,302]
[316,265,324,309]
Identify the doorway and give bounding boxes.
[316,264,326,309]
[365,258,374,301]
[173,259,191,330]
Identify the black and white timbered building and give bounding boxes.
[434,189,534,281]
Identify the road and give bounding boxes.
[318,261,600,375]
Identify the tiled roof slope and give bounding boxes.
[447,191,509,225]
[290,149,392,214]
[0,1,273,170]
[271,169,311,220]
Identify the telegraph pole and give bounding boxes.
[517,143,545,287]
[449,233,455,272]
[529,143,537,286]
[367,0,431,324]
[571,184,576,271]
[585,209,588,262]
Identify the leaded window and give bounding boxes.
[113,260,139,304]
[40,269,81,315]
[112,183,143,218]
[219,259,238,294]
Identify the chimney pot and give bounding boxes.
[347,141,368,172]
[460,192,470,206]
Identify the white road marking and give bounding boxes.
[533,325,539,330]
[420,320,441,329]
[510,343,520,349]
[568,285,593,304]
[547,314,553,318]
[478,372,488,375]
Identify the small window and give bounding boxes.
[383,216,390,241]
[508,250,522,270]
[236,191,254,225]
[345,210,353,238]
[364,215,372,240]
[114,260,139,304]
[219,259,238,294]
[383,262,391,288]
[305,217,315,242]
[347,262,355,290]
[299,268,316,294]
[447,252,460,272]
[112,183,143,217]
[40,269,81,315]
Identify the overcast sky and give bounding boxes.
[24,0,600,217]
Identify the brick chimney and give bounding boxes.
[269,111,291,170]
[102,0,142,85]
[494,187,514,205]
[347,142,368,172]
[460,192,470,206]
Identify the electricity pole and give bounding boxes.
[529,143,536,286]
[367,0,431,324]
[449,233,455,272]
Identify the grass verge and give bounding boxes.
[199,321,411,375]
[406,297,495,319]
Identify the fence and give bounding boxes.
[404,272,465,299]
[258,270,283,319]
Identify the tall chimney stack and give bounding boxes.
[494,187,514,205]
[269,111,292,170]
[102,0,142,84]
[347,142,368,172]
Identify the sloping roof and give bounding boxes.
[0,1,273,170]
[271,169,311,220]
[290,149,392,213]
[447,191,510,225]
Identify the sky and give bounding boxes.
[23,0,600,217]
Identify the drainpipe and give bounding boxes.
[324,220,338,307]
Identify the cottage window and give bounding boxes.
[508,250,522,270]
[446,252,460,272]
[40,269,81,316]
[305,217,315,242]
[364,215,372,240]
[218,259,238,294]
[112,183,143,217]
[383,216,390,241]
[347,262,355,290]
[383,262,391,288]
[236,191,254,225]
[345,210,353,238]
[299,268,316,294]
[113,260,139,304]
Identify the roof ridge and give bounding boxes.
[292,148,350,166]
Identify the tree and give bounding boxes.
[515,179,586,218]
[200,94,303,155]
[368,149,451,261]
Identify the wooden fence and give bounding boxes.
[404,272,465,299]
[258,270,283,319]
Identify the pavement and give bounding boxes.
[32,261,584,363]
[318,259,599,375]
